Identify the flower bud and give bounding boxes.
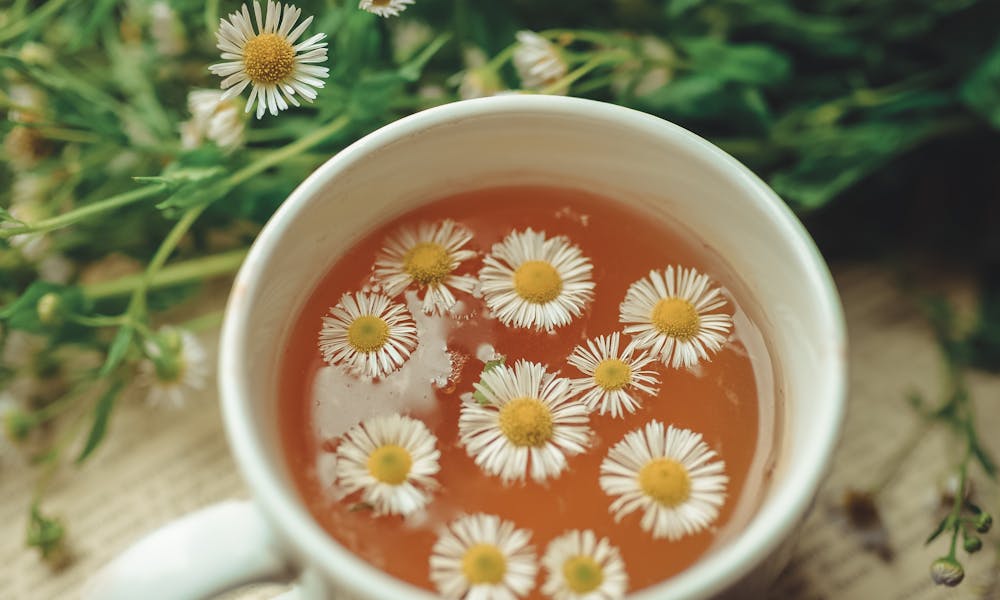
[36,292,61,326]
[930,557,964,587]
[975,512,992,534]
[963,535,982,553]
[3,409,34,442]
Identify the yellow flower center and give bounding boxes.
[512,260,562,304]
[498,397,553,447]
[366,444,412,484]
[562,555,604,594]
[651,298,700,340]
[593,358,632,391]
[403,242,452,285]
[639,458,691,507]
[347,315,390,353]
[243,33,296,84]
[461,544,506,584]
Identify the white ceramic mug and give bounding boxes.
[84,96,846,600]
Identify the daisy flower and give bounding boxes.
[459,47,506,99]
[359,0,414,18]
[513,31,568,92]
[209,1,329,119]
[599,420,728,541]
[541,530,628,600]
[373,220,478,315]
[318,291,419,379]
[459,360,591,483]
[567,333,659,418]
[619,266,733,369]
[180,89,245,153]
[149,1,187,57]
[139,328,209,409]
[479,229,594,331]
[334,413,440,516]
[430,513,538,600]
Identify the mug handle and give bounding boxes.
[82,500,291,599]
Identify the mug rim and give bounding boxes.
[219,95,846,599]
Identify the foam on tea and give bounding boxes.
[279,185,778,598]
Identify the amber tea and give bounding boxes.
[279,185,778,599]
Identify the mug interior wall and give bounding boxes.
[235,104,842,596]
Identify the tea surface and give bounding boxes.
[279,185,777,597]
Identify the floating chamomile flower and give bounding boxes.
[541,530,628,600]
[318,292,418,379]
[374,220,478,315]
[599,420,727,541]
[567,332,659,418]
[479,229,594,331]
[334,413,440,516]
[139,329,209,409]
[359,0,414,18]
[430,513,538,600]
[209,1,329,119]
[619,266,733,369]
[459,360,591,483]
[513,31,568,92]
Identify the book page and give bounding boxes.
[1,265,997,599]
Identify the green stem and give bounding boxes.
[68,313,127,327]
[947,451,971,560]
[538,29,621,47]
[204,0,220,37]
[225,114,351,188]
[181,310,225,333]
[82,248,247,300]
[539,52,627,95]
[401,32,453,80]
[129,206,206,319]
[35,127,103,144]
[30,378,98,501]
[0,0,71,44]
[0,184,164,238]
[573,75,615,95]
[486,44,517,72]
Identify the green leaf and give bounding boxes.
[679,38,791,86]
[969,426,998,478]
[925,515,950,544]
[347,72,407,122]
[472,355,506,405]
[146,282,202,312]
[100,325,134,377]
[770,121,935,209]
[635,73,725,114]
[26,505,65,560]
[69,0,119,50]
[665,0,705,19]
[137,166,232,213]
[76,380,123,464]
[135,166,227,191]
[960,39,1000,128]
[483,356,506,372]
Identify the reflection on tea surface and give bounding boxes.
[280,186,777,598]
